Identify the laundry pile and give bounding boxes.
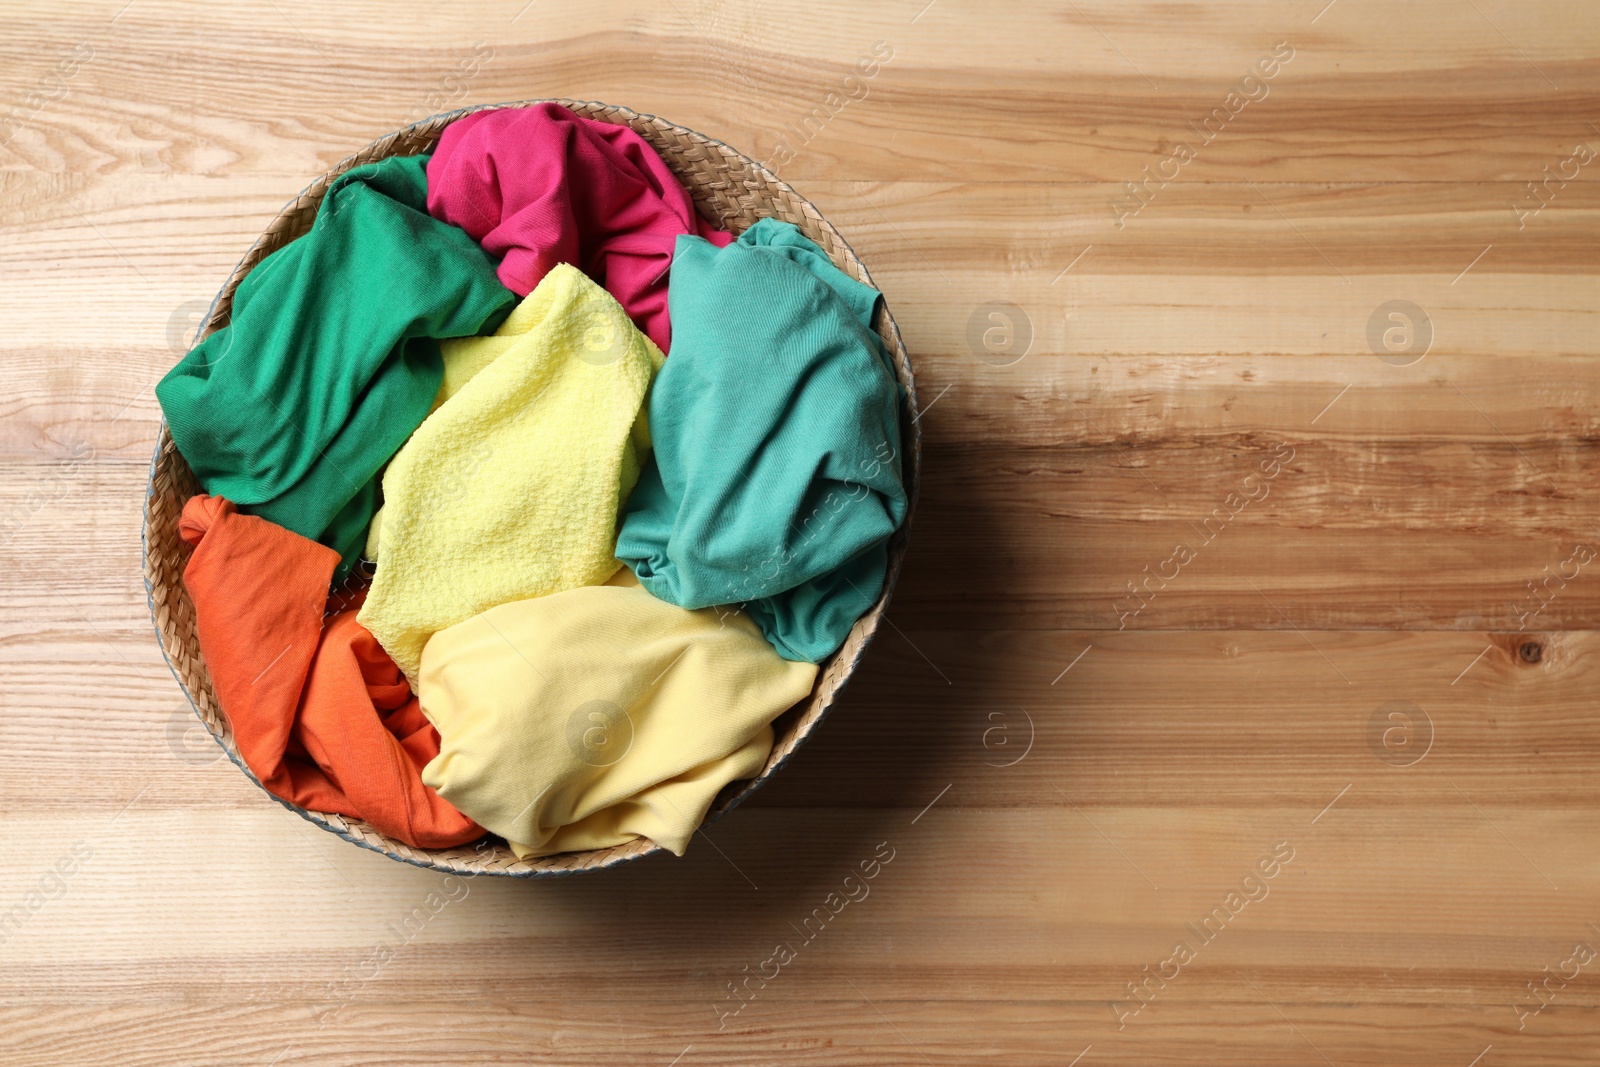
[159,104,906,858]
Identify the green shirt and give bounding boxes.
[156,154,515,574]
[617,219,907,662]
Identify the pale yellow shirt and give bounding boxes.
[417,569,818,858]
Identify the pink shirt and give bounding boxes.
[426,103,733,353]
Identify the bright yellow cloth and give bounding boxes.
[417,569,819,859]
[359,264,663,685]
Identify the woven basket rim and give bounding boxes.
[141,98,920,877]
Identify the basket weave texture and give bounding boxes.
[142,99,920,877]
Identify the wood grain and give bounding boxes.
[3,1,1600,1064]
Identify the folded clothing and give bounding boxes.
[359,263,663,686]
[425,102,733,353]
[157,154,517,575]
[615,218,907,662]
[178,494,482,850]
[417,568,818,859]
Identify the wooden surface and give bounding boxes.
[4,1,1600,1063]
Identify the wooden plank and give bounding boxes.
[5,176,1600,349]
[4,1,1600,1063]
[2,800,1598,1065]
[14,443,1600,629]
[2,628,1596,811]
[0,2,1598,184]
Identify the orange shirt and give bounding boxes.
[179,494,481,849]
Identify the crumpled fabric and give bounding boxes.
[424,102,733,353]
[615,218,907,662]
[179,494,482,849]
[417,568,818,859]
[358,264,662,686]
[157,154,516,575]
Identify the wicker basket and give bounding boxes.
[142,99,920,877]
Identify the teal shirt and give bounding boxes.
[616,218,907,661]
[156,154,516,574]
